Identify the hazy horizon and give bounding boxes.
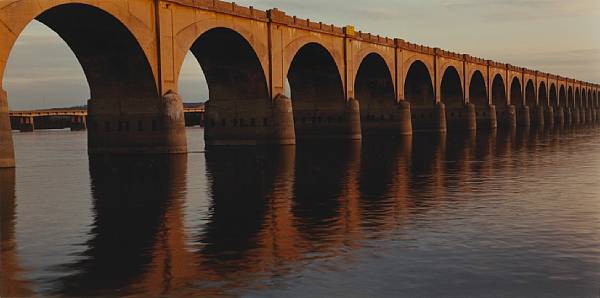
[3,0,599,110]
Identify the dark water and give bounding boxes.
[1,127,599,297]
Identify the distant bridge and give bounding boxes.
[9,107,205,132]
[0,0,598,168]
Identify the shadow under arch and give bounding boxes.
[192,27,288,145]
[404,60,441,132]
[442,66,475,131]
[470,70,495,129]
[288,43,359,140]
[491,74,515,129]
[354,53,400,136]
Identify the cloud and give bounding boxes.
[443,0,600,21]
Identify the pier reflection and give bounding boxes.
[4,124,584,296]
[0,168,33,297]
[53,155,188,296]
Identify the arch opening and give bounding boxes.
[510,78,522,106]
[354,53,396,132]
[568,87,574,108]
[549,84,557,108]
[538,82,548,107]
[404,61,434,107]
[525,80,536,107]
[559,86,566,108]
[575,88,581,108]
[287,43,347,138]
[469,71,487,107]
[491,75,507,108]
[1,3,166,163]
[189,28,268,103]
[440,66,464,107]
[30,4,157,100]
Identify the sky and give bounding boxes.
[3,0,599,110]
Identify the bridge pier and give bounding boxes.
[555,107,565,128]
[573,107,581,125]
[70,115,87,131]
[204,94,296,145]
[530,105,544,129]
[475,105,497,131]
[517,106,531,128]
[362,100,412,137]
[497,105,516,130]
[411,102,447,133]
[585,108,592,125]
[87,91,187,154]
[0,89,15,168]
[565,107,573,126]
[446,103,476,132]
[18,116,35,132]
[544,106,554,128]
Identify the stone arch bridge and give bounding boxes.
[1,0,599,168]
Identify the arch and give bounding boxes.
[568,86,574,108]
[510,77,522,106]
[469,70,487,107]
[525,79,536,107]
[491,74,507,108]
[188,27,269,103]
[354,53,396,122]
[575,87,581,108]
[587,89,592,108]
[440,66,464,107]
[549,84,558,108]
[287,42,346,137]
[283,36,345,91]
[288,43,345,104]
[404,60,434,107]
[582,89,587,108]
[172,18,270,93]
[538,82,548,107]
[0,1,157,96]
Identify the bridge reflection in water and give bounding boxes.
[1,127,599,296]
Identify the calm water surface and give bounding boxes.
[1,127,599,297]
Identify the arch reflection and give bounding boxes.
[53,155,188,296]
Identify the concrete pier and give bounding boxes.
[411,103,447,133]
[446,103,476,132]
[517,106,531,128]
[70,115,87,131]
[497,105,517,130]
[0,90,15,168]
[530,106,544,129]
[361,100,412,137]
[544,106,554,128]
[204,95,296,145]
[475,105,497,131]
[555,107,565,128]
[18,116,35,132]
[87,92,187,154]
[573,107,581,125]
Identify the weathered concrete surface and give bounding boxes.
[361,101,412,136]
[554,107,565,127]
[544,106,554,128]
[497,105,517,130]
[517,106,531,128]
[447,104,476,132]
[411,103,447,133]
[0,90,15,168]
[530,106,545,129]
[87,92,187,154]
[475,105,497,131]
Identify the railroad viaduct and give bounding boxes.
[1,0,599,168]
